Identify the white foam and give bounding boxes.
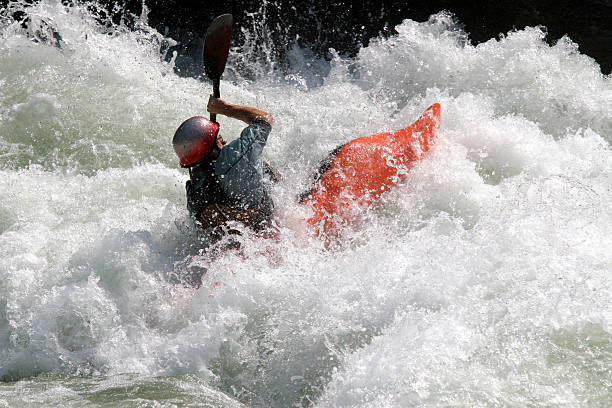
[0,1,610,407]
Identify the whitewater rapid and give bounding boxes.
[1,1,611,407]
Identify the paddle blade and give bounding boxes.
[203,14,233,80]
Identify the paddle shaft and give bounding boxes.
[210,79,220,123]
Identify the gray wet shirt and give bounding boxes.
[214,119,272,208]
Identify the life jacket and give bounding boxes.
[186,161,276,237]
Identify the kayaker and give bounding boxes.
[173,94,276,241]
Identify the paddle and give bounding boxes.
[203,14,233,123]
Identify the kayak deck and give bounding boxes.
[304,103,441,238]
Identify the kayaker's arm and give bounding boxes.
[207,95,274,127]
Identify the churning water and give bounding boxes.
[1,1,611,407]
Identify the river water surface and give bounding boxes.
[1,1,611,407]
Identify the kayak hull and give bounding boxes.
[304,103,441,237]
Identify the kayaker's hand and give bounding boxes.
[206,94,274,126]
[207,94,230,115]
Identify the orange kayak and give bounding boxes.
[303,103,441,238]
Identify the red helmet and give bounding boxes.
[173,116,220,167]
